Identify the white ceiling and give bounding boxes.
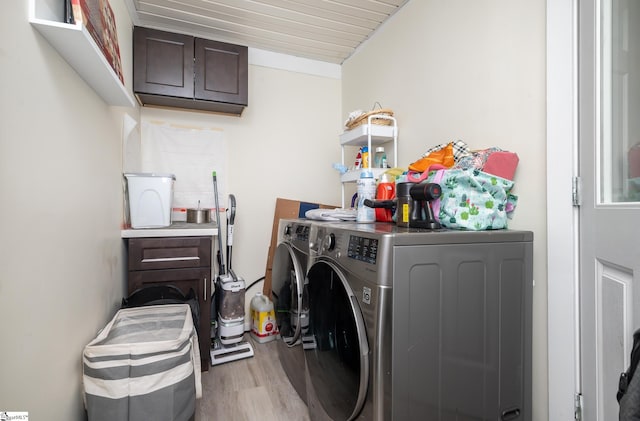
[125,0,409,64]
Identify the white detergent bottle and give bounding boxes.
[250,292,278,343]
[356,170,376,223]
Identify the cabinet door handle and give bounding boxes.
[141,256,200,263]
[204,277,207,301]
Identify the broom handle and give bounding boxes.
[227,194,236,273]
[212,171,225,276]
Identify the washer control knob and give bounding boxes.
[325,233,336,251]
[283,225,291,236]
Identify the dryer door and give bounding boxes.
[305,260,369,421]
[271,242,306,345]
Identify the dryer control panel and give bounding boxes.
[347,235,378,264]
[283,223,310,242]
[293,224,310,242]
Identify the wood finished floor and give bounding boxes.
[196,337,310,421]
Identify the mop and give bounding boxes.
[210,172,254,365]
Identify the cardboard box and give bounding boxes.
[262,198,337,297]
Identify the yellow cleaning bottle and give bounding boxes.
[250,292,278,343]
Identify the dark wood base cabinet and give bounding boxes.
[127,237,212,371]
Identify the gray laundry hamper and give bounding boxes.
[83,304,202,421]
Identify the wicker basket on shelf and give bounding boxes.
[345,109,394,130]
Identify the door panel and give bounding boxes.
[194,39,248,105]
[393,242,532,421]
[598,263,633,418]
[579,0,640,419]
[133,26,194,98]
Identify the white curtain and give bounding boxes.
[141,121,227,212]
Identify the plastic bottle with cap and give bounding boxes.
[374,146,387,168]
[354,147,362,170]
[375,173,395,222]
[356,171,376,223]
[250,292,278,343]
[361,146,370,169]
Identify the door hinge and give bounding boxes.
[575,393,583,421]
[572,176,582,207]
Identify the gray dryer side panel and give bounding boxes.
[392,240,533,421]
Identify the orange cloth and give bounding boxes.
[408,143,455,172]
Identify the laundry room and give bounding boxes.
[3,0,565,420]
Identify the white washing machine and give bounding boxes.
[304,222,533,421]
[270,218,312,403]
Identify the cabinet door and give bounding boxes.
[194,38,247,106]
[128,268,212,368]
[133,26,194,98]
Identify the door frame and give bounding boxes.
[547,0,580,419]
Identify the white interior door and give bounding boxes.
[579,0,640,419]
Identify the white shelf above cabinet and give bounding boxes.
[29,0,135,107]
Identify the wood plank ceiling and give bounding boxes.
[126,0,409,64]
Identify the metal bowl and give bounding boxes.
[186,208,210,224]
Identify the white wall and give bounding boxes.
[1,3,341,418]
[2,0,548,418]
[0,1,135,419]
[342,0,548,419]
[138,62,342,312]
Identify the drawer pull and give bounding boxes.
[141,256,200,263]
[501,408,521,420]
[203,277,207,301]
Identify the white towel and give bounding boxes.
[305,208,357,221]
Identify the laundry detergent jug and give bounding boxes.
[375,174,396,222]
[250,292,278,343]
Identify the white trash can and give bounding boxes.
[124,173,175,228]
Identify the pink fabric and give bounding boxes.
[406,164,448,183]
[482,152,519,181]
[629,144,640,178]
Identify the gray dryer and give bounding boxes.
[304,223,533,421]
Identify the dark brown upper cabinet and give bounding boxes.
[133,26,248,116]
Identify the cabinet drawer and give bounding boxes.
[127,268,209,298]
[128,237,211,271]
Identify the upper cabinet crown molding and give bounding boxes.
[29,0,135,107]
[133,26,248,116]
